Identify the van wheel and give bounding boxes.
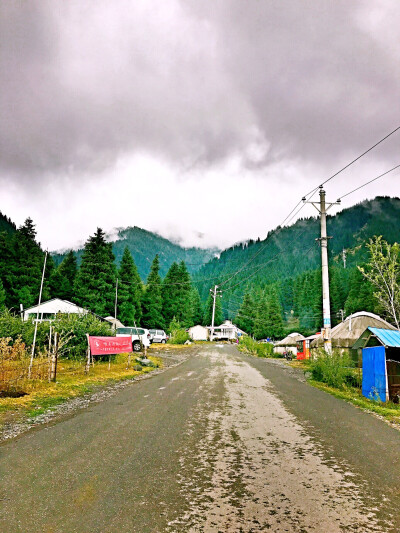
[133,341,141,352]
[161,339,166,344]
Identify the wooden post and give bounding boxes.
[49,331,58,382]
[85,334,91,374]
[108,354,111,371]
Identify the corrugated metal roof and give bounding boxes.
[369,327,400,348]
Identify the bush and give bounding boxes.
[309,350,356,389]
[167,317,190,345]
[238,336,274,358]
[0,309,114,360]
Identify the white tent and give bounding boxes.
[23,298,89,322]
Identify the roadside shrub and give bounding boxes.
[0,310,114,360]
[0,309,49,348]
[239,336,274,358]
[52,313,114,359]
[167,317,190,345]
[309,350,356,389]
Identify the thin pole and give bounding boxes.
[319,188,332,354]
[114,278,118,324]
[28,251,47,378]
[304,188,339,354]
[211,285,218,341]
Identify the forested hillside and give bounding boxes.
[53,226,218,280]
[194,196,400,337]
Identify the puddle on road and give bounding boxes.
[168,351,393,533]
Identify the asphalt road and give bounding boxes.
[1,345,399,532]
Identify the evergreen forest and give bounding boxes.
[1,195,399,338]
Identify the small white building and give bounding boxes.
[23,298,89,322]
[188,325,209,341]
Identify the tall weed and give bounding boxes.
[309,350,357,389]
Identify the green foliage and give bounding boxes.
[0,309,49,348]
[195,197,400,336]
[50,250,78,301]
[167,317,190,344]
[309,351,357,389]
[74,228,117,316]
[0,309,113,359]
[238,336,274,358]
[52,313,114,359]
[0,279,6,310]
[142,255,165,329]
[117,247,143,325]
[190,287,203,325]
[358,236,400,329]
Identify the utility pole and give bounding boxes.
[303,187,340,354]
[114,278,118,327]
[342,248,346,269]
[210,284,222,341]
[28,251,48,378]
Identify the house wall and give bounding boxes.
[189,326,209,341]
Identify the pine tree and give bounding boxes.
[190,287,203,326]
[176,261,193,327]
[236,291,255,334]
[142,255,164,329]
[265,287,284,339]
[0,279,6,310]
[11,218,48,309]
[117,247,143,325]
[162,262,180,326]
[74,228,117,316]
[55,250,78,301]
[253,295,269,340]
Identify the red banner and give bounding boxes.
[89,336,133,355]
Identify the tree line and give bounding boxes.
[0,220,215,331]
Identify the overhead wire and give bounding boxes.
[216,125,400,294]
[337,164,400,201]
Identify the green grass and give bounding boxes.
[0,354,162,429]
[291,359,400,428]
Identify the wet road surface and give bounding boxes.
[1,345,399,532]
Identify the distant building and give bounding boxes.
[207,320,241,341]
[23,298,89,322]
[274,332,305,356]
[310,311,396,361]
[188,325,209,341]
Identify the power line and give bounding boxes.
[337,164,400,201]
[303,125,400,197]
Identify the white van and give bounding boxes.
[116,327,151,352]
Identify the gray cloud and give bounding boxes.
[0,0,399,182]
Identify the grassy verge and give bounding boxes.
[291,359,400,428]
[0,353,162,429]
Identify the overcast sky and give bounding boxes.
[1,0,399,251]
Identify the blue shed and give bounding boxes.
[353,327,400,402]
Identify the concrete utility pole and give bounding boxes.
[342,249,347,268]
[304,187,340,354]
[210,284,220,341]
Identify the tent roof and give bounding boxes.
[275,332,305,346]
[311,312,396,348]
[24,298,88,315]
[353,327,400,349]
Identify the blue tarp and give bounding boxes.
[362,346,387,402]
